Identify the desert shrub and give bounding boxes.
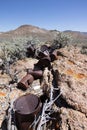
[0,43,27,64]
[55,32,70,47]
[80,46,87,55]
[45,32,71,50]
[0,43,27,74]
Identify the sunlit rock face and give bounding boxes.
[52,45,87,130]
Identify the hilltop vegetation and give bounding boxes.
[0,25,87,47]
[0,25,87,66]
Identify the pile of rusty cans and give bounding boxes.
[27,44,58,62]
[15,44,59,129]
[17,45,58,90]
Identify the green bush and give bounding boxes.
[55,32,71,47]
[80,46,87,55]
[45,32,71,50]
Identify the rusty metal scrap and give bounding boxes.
[26,44,60,64]
[14,94,42,130]
[26,45,35,57]
[40,45,49,52]
[36,50,49,59]
[27,69,43,80]
[17,45,59,91]
[50,50,58,62]
[15,44,61,129]
[34,57,51,70]
[17,74,34,90]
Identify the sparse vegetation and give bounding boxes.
[44,32,70,51]
[55,32,70,47]
[80,45,87,55]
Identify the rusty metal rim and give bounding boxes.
[13,94,42,115]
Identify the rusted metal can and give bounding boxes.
[37,51,49,59]
[17,74,34,90]
[26,45,35,57]
[50,50,58,62]
[14,94,42,130]
[40,45,49,52]
[35,57,51,70]
[27,69,43,80]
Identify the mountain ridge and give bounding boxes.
[0,24,87,46]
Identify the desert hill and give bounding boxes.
[64,30,87,46]
[0,25,87,46]
[0,25,58,45]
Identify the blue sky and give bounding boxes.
[0,0,87,32]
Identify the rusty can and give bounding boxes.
[35,57,51,70]
[26,45,35,57]
[40,45,49,52]
[27,69,43,80]
[50,50,58,62]
[14,94,42,130]
[17,74,34,90]
[37,51,49,59]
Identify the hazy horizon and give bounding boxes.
[1,24,87,33]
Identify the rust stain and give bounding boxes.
[65,69,74,75]
[0,91,6,97]
[65,69,87,80]
[74,73,86,79]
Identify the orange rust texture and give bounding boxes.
[0,91,6,97]
[65,69,74,75]
[65,69,86,79]
[74,73,87,79]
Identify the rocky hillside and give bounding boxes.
[0,45,87,130]
[0,25,58,45]
[0,25,87,47]
[64,30,87,46]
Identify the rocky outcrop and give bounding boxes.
[52,45,87,130]
[59,108,87,130]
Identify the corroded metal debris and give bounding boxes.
[26,44,59,61]
[14,44,59,130]
[50,50,58,62]
[27,69,43,80]
[17,44,59,91]
[34,57,51,70]
[0,44,60,130]
[14,94,42,130]
[26,44,35,57]
[17,74,34,90]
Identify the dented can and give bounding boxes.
[27,69,43,80]
[50,50,58,62]
[26,45,35,57]
[17,74,34,90]
[14,94,42,130]
[35,57,51,70]
[37,51,49,59]
[40,45,49,52]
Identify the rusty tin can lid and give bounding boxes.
[14,94,41,115]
